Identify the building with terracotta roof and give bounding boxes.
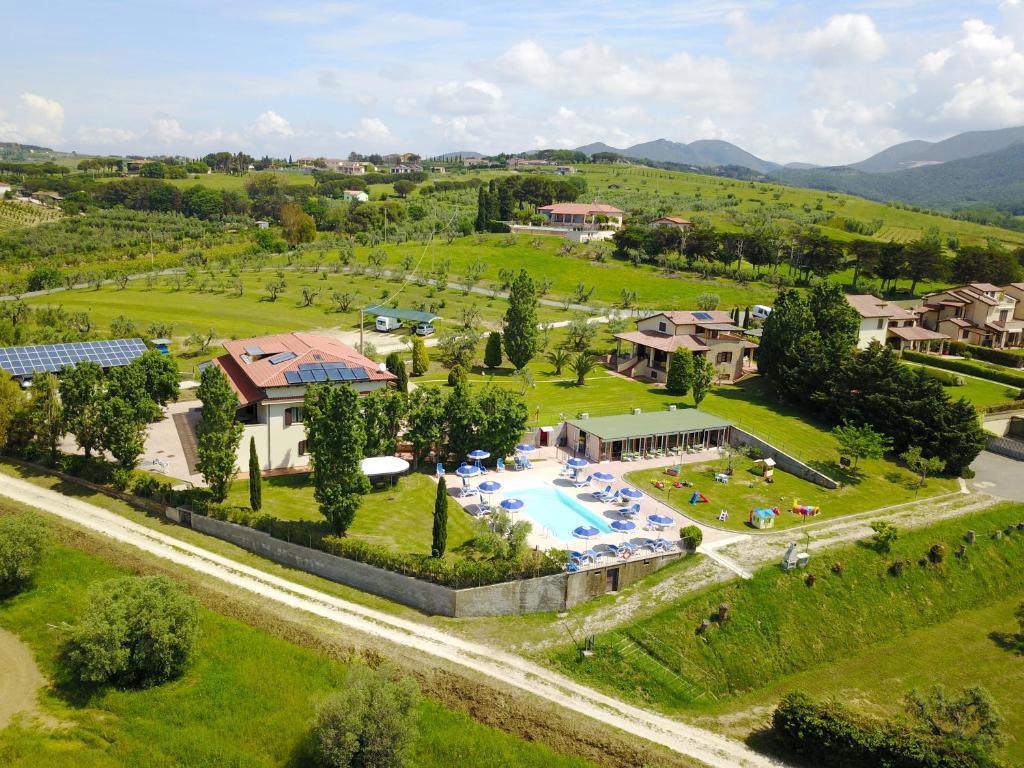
[651,216,694,230]
[917,283,1022,349]
[612,310,756,383]
[845,294,948,352]
[537,202,625,231]
[212,333,395,472]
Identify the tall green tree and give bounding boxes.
[444,379,481,462]
[757,288,824,404]
[248,436,262,512]
[384,352,408,393]
[503,269,538,370]
[102,396,147,470]
[665,348,693,396]
[361,388,405,456]
[903,228,947,295]
[304,384,370,534]
[432,478,448,558]
[196,365,244,502]
[831,422,891,469]
[0,376,25,451]
[59,361,105,457]
[569,351,597,386]
[410,336,429,376]
[484,331,503,369]
[406,386,447,465]
[476,387,528,461]
[691,352,715,406]
[807,281,860,382]
[26,372,62,464]
[132,349,180,407]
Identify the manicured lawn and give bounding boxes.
[224,471,479,556]
[0,519,599,768]
[905,361,1021,410]
[624,453,936,533]
[549,501,1024,768]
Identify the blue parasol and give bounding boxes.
[566,457,589,469]
[647,514,674,526]
[478,481,502,494]
[455,465,480,478]
[500,498,525,511]
[611,519,637,532]
[573,525,600,538]
[467,449,490,460]
[620,487,644,501]
[592,471,614,482]
[515,443,537,453]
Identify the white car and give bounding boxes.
[751,305,772,320]
[414,322,435,336]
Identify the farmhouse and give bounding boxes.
[612,310,756,383]
[917,283,1022,349]
[845,294,948,352]
[651,216,694,230]
[537,202,624,231]
[342,189,369,202]
[336,160,367,175]
[212,333,395,472]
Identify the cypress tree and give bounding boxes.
[432,477,448,558]
[248,436,262,512]
[475,188,489,231]
[666,348,693,396]
[385,352,408,393]
[503,270,538,370]
[196,365,244,502]
[411,336,429,376]
[691,352,715,406]
[484,331,503,369]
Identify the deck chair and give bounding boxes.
[603,489,621,504]
[574,473,593,488]
[496,457,505,472]
[592,484,612,500]
[436,462,444,477]
[623,503,641,518]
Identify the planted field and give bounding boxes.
[549,502,1024,763]
[0,518,599,768]
[0,201,61,231]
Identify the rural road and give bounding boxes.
[0,473,786,768]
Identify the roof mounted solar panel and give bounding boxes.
[349,367,368,380]
[284,371,303,385]
[299,370,317,383]
[311,369,328,382]
[245,345,264,356]
[693,312,714,321]
[298,362,323,370]
[326,368,344,381]
[268,351,297,365]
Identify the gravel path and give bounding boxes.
[0,472,786,768]
[0,628,47,729]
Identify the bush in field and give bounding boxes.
[66,575,199,687]
[0,513,47,595]
[311,663,421,768]
[680,525,703,550]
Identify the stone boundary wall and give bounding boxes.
[729,427,839,489]
[986,436,1024,462]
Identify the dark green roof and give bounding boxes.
[363,305,440,323]
[566,409,731,441]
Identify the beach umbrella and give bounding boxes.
[573,525,600,538]
[648,514,674,527]
[620,487,644,501]
[611,519,636,533]
[515,443,537,453]
[500,498,525,512]
[592,471,614,482]
[478,480,502,494]
[455,465,480,478]
[467,449,490,460]
[566,457,589,469]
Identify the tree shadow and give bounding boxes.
[883,471,919,491]
[808,460,863,486]
[285,729,318,768]
[989,631,1023,656]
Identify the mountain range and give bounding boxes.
[575,138,781,173]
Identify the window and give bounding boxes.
[297,440,308,456]
[961,330,969,340]
[999,309,1009,322]
[876,319,885,330]
[284,407,303,426]
[658,321,667,333]
[715,351,733,364]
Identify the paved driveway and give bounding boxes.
[969,450,1024,501]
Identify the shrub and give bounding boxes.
[919,367,964,386]
[447,363,467,387]
[947,341,1024,369]
[66,575,199,687]
[680,525,703,550]
[0,513,47,594]
[903,351,1024,389]
[311,663,420,768]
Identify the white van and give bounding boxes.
[751,305,772,320]
[375,316,403,332]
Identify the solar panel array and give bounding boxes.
[283,361,370,385]
[0,338,148,378]
[268,351,297,365]
[693,312,714,321]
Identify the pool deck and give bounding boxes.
[444,447,736,557]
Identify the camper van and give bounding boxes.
[375,316,403,332]
[751,305,772,320]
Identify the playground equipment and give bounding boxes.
[754,457,776,481]
[690,491,709,505]
[749,506,779,530]
[781,542,811,571]
[791,500,820,517]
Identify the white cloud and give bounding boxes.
[251,110,294,137]
[337,117,391,142]
[804,14,886,63]
[75,126,139,144]
[0,93,65,145]
[149,115,185,143]
[427,80,504,115]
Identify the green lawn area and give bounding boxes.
[624,452,941,533]
[0,519,599,768]
[163,170,316,191]
[548,502,1024,764]
[224,471,479,556]
[905,362,1022,410]
[710,596,1024,764]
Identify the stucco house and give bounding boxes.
[213,333,395,473]
[342,189,369,202]
[612,310,757,383]
[336,160,367,175]
[537,202,625,231]
[917,283,1022,348]
[651,216,694,230]
[845,294,948,352]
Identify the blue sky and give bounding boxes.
[3,1,1023,164]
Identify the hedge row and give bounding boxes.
[918,367,964,387]
[947,341,1024,369]
[902,351,1024,389]
[772,691,1004,768]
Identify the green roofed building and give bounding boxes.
[564,408,732,462]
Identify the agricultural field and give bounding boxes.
[0,513,600,768]
[0,201,62,231]
[163,170,315,191]
[548,502,1024,764]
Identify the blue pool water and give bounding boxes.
[501,485,613,540]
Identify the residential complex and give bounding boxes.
[845,294,949,352]
[917,283,1023,349]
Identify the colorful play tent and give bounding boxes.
[749,506,779,529]
[690,491,709,505]
[792,500,820,517]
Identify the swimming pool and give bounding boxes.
[500,484,613,541]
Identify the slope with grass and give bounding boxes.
[0,517,599,768]
[549,502,1024,764]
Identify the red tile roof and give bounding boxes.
[845,294,914,320]
[215,333,394,406]
[613,330,709,353]
[660,310,736,326]
[538,202,624,215]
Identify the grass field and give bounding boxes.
[0,517,599,768]
[905,362,1022,409]
[164,171,315,191]
[625,452,946,533]
[549,502,1024,762]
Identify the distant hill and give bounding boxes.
[851,126,1024,172]
[575,138,778,173]
[435,151,482,160]
[769,143,1024,212]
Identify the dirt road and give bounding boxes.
[0,628,46,729]
[0,473,785,768]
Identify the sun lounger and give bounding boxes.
[602,489,621,504]
[436,462,445,477]
[496,457,505,472]
[523,457,533,470]
[574,473,593,488]
[654,538,672,552]
[592,484,612,500]
[623,503,640,518]
[638,538,657,552]
[584,548,601,561]
[566,562,580,573]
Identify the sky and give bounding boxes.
[2,0,1024,165]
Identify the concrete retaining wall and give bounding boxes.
[986,436,1024,461]
[729,427,839,489]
